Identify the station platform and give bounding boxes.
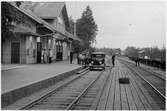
[1,59,82,107]
[97,59,164,110]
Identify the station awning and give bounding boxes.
[65,31,82,42]
[11,26,40,36]
[73,35,82,42]
[53,33,66,40]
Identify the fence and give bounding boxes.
[128,57,166,70]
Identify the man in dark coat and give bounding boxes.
[112,55,116,67]
[135,57,140,66]
[70,51,73,64]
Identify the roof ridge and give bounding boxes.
[10,3,56,32]
[33,2,65,18]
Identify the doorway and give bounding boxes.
[11,42,20,64]
[56,41,63,60]
[37,42,42,63]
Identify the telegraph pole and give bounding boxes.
[74,21,76,37]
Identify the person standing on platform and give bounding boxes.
[135,57,140,66]
[77,53,80,64]
[79,53,82,65]
[137,58,140,66]
[49,49,53,63]
[43,49,47,63]
[112,54,116,67]
[41,49,44,63]
[70,51,73,64]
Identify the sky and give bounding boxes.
[66,1,166,50]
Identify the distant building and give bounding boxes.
[138,50,145,59]
[113,48,121,56]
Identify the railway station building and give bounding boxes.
[32,2,78,61]
[2,2,81,64]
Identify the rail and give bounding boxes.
[20,67,107,110]
[66,70,105,110]
[119,59,166,101]
[19,68,90,110]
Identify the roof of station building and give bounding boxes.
[33,2,65,18]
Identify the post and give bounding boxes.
[74,21,76,37]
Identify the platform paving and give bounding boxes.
[1,59,81,94]
[1,59,83,107]
[97,59,164,110]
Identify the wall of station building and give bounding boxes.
[51,38,57,61]
[26,36,37,64]
[2,34,71,64]
[39,36,71,61]
[54,39,70,61]
[62,41,69,60]
[2,3,72,64]
[2,36,13,64]
[2,35,37,64]
[1,6,38,64]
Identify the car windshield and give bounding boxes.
[92,54,105,59]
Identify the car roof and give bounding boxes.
[91,52,105,55]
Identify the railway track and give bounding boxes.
[69,69,111,110]
[19,68,110,110]
[118,58,166,102]
[119,57,165,80]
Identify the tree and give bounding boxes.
[124,46,166,62]
[1,2,15,41]
[2,2,31,41]
[68,16,74,34]
[161,46,166,61]
[76,5,98,51]
[68,16,83,53]
[124,46,138,57]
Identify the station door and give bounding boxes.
[37,42,42,63]
[11,42,20,64]
[56,41,63,60]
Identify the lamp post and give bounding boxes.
[71,20,77,53]
[74,21,76,37]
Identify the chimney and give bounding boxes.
[16,1,21,7]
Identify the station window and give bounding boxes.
[58,17,63,24]
[37,37,40,42]
[29,36,33,55]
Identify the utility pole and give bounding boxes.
[74,21,76,37]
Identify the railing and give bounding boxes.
[128,57,166,70]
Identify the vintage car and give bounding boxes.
[89,52,106,70]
